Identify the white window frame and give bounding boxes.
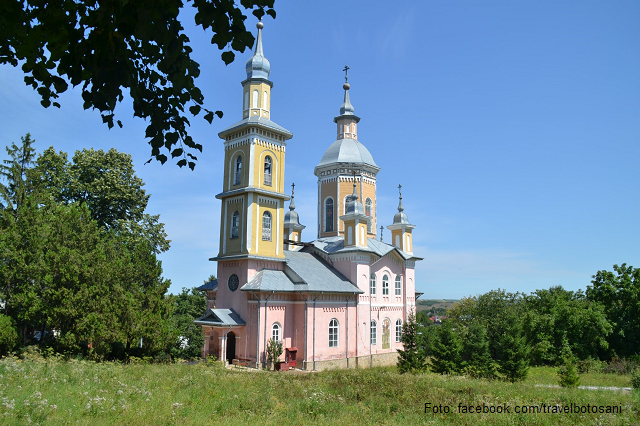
[369,273,376,295]
[264,156,272,186]
[396,319,403,343]
[231,211,239,238]
[370,320,377,345]
[395,276,401,296]
[262,211,272,241]
[382,275,389,295]
[234,155,242,185]
[329,319,339,348]
[324,197,334,232]
[271,322,281,342]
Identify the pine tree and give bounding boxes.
[495,315,530,382]
[397,312,426,374]
[430,320,462,374]
[461,321,497,379]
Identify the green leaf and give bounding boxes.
[221,51,235,65]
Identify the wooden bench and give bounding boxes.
[232,358,252,368]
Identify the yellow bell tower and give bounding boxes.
[214,21,292,262]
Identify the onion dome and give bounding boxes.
[283,183,305,229]
[345,180,365,216]
[392,185,410,225]
[340,82,355,115]
[245,21,271,80]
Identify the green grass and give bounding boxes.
[0,358,638,425]
[526,367,634,388]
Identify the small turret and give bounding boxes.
[386,185,416,253]
[340,173,369,248]
[284,183,305,251]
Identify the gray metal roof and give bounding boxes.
[310,236,419,261]
[245,23,270,80]
[316,138,379,169]
[194,308,246,327]
[196,279,218,291]
[241,251,362,294]
[218,116,293,139]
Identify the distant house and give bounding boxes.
[195,22,422,371]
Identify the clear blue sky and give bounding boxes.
[1,1,638,299]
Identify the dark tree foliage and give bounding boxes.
[494,314,530,382]
[0,133,36,214]
[461,321,496,379]
[587,264,640,358]
[430,319,462,375]
[0,0,276,169]
[397,313,426,374]
[168,287,207,360]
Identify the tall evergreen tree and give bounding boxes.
[430,320,462,375]
[397,312,426,374]
[461,321,496,379]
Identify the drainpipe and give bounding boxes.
[345,298,349,368]
[369,288,373,368]
[263,291,274,369]
[300,291,308,371]
[355,293,359,364]
[252,291,260,369]
[312,292,322,371]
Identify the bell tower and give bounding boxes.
[215,21,293,262]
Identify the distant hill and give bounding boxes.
[416,299,460,316]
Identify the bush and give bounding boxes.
[631,370,640,390]
[576,358,604,374]
[602,358,639,375]
[558,357,580,388]
[266,338,283,369]
[0,314,18,357]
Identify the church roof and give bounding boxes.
[310,236,421,260]
[196,279,218,291]
[316,138,379,170]
[241,251,362,294]
[194,308,246,327]
[218,115,293,139]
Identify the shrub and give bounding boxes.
[631,370,640,390]
[558,357,580,388]
[576,358,604,374]
[602,358,639,375]
[0,314,18,357]
[266,339,283,369]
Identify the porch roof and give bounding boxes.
[194,308,246,327]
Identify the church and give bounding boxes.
[195,22,422,370]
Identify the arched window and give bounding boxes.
[264,156,272,186]
[396,319,403,343]
[370,320,377,345]
[395,276,401,296]
[263,91,268,110]
[406,234,411,251]
[369,273,376,295]
[325,198,334,232]
[329,319,339,348]
[244,91,249,110]
[234,155,242,185]
[382,275,389,295]
[271,323,281,342]
[252,90,258,108]
[365,198,373,233]
[231,211,239,238]
[262,211,272,241]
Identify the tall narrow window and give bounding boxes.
[252,90,258,108]
[370,320,377,345]
[262,211,272,241]
[264,156,272,186]
[244,91,249,110]
[382,275,389,295]
[234,156,242,185]
[263,91,268,110]
[396,319,403,343]
[369,273,376,295]
[271,323,281,342]
[325,198,334,232]
[329,319,338,348]
[231,211,239,238]
[365,198,373,233]
[395,276,401,296]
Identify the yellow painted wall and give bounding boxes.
[252,141,285,193]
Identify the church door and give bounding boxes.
[226,331,236,364]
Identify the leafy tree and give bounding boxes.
[31,146,170,253]
[587,264,640,358]
[430,320,462,375]
[1,1,276,169]
[0,314,18,357]
[397,312,426,374]
[266,338,283,368]
[168,287,207,360]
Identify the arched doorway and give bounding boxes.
[226,331,236,364]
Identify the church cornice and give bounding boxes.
[215,187,290,201]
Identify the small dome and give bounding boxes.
[393,211,410,225]
[345,195,365,216]
[317,138,378,169]
[245,23,270,80]
[284,209,300,225]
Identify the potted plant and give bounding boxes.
[266,338,283,371]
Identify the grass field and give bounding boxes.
[1,357,638,425]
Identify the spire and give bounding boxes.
[380,226,384,242]
[339,64,355,115]
[397,184,404,212]
[392,183,410,225]
[245,21,271,80]
[289,182,296,211]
